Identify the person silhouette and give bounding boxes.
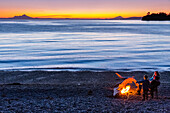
[137,75,150,101]
[150,75,160,99]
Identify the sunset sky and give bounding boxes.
[0,0,170,18]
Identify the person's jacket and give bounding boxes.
[137,80,150,91]
[150,80,160,90]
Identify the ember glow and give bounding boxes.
[121,86,130,94]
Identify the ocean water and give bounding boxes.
[0,19,170,71]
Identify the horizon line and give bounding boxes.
[0,14,143,19]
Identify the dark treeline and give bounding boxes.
[142,12,170,21]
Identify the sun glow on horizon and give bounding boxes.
[0,11,150,18]
[0,0,170,18]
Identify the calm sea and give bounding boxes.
[0,19,170,71]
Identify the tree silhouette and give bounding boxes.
[142,12,170,21]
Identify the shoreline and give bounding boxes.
[0,70,167,83]
[1,66,169,72]
[0,71,170,87]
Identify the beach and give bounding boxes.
[1,71,170,112]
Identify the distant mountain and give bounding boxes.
[112,16,124,20]
[12,14,33,19]
[112,16,142,20]
[142,12,170,21]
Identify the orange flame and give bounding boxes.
[118,77,139,95]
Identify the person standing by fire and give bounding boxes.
[150,72,160,99]
[150,71,160,81]
[137,75,150,101]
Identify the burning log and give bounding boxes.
[115,73,127,80]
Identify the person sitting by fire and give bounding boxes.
[137,75,150,101]
[150,75,160,99]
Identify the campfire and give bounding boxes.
[113,74,140,98]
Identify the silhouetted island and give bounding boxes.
[142,12,170,21]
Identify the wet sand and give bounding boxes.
[0,71,170,112]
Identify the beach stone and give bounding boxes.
[88,90,93,95]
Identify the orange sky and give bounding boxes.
[0,0,169,18]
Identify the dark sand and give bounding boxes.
[0,71,170,112]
